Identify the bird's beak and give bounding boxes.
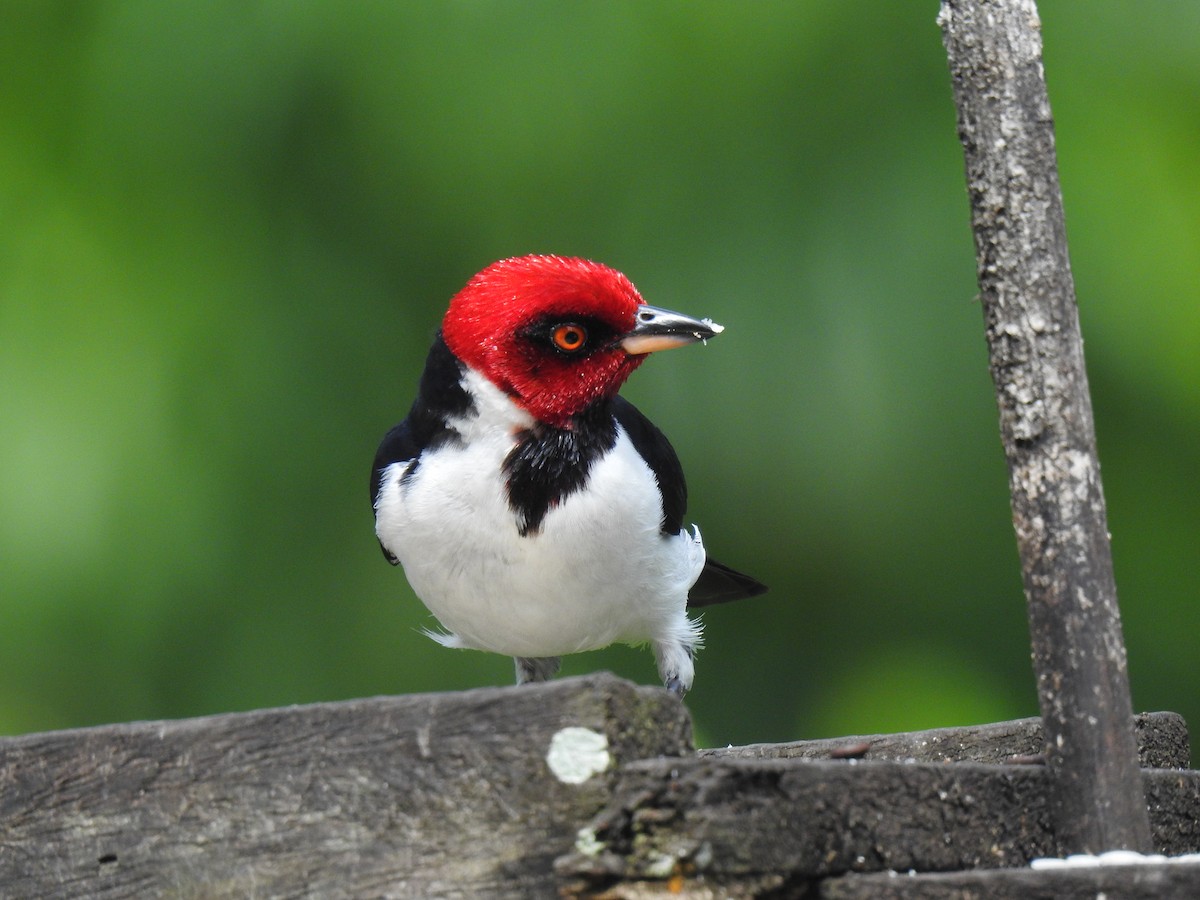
[620,304,725,355]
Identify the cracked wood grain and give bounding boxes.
[939,0,1152,853]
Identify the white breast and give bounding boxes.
[373,373,705,658]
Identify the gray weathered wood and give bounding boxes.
[702,711,1189,769]
[4,676,1196,898]
[822,863,1200,900]
[938,0,1152,853]
[0,673,691,899]
[556,757,1200,895]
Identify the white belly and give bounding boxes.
[374,424,705,658]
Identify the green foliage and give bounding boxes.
[1,2,1196,746]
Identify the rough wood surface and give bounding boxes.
[939,0,1152,853]
[556,757,1200,895]
[822,863,1200,900]
[0,673,692,899]
[702,711,1190,769]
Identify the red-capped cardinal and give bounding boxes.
[371,255,764,695]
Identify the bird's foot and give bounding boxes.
[514,656,561,685]
[654,634,696,698]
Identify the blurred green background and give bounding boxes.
[1,2,1196,750]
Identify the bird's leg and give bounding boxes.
[514,656,561,685]
[653,640,695,697]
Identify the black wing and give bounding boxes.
[370,333,473,565]
[370,420,420,565]
[611,395,687,536]
[371,419,421,506]
[611,395,767,606]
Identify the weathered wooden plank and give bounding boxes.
[821,863,1200,900]
[702,711,1190,769]
[556,757,1200,894]
[0,673,692,899]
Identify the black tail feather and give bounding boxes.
[687,557,767,608]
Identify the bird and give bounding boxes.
[370,255,765,695]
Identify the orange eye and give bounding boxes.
[552,323,588,352]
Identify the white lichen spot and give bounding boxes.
[546,727,610,784]
[645,852,679,879]
[574,827,606,857]
[1066,450,1093,484]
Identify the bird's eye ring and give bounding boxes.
[552,323,588,353]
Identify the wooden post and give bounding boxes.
[938,0,1152,852]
